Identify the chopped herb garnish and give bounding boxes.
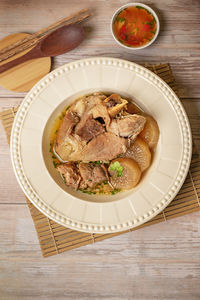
[79,189,96,195]
[152,15,156,23]
[53,161,61,168]
[91,160,102,165]
[136,5,144,9]
[111,189,121,195]
[143,7,151,14]
[49,145,53,153]
[144,21,154,28]
[115,17,125,22]
[53,161,57,168]
[78,185,121,195]
[109,161,123,177]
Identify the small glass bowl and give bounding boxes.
[111,3,160,50]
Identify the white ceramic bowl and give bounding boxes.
[111,3,160,50]
[10,57,192,234]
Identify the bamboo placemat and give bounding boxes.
[1,63,200,257]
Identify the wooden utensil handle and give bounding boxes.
[0,9,90,63]
[0,48,40,74]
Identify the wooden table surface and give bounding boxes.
[0,0,200,299]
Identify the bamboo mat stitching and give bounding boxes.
[47,217,59,254]
[189,170,200,206]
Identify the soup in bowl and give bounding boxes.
[111,3,160,49]
[46,92,159,197]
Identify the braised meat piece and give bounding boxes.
[82,132,127,161]
[53,93,159,194]
[107,114,146,138]
[104,94,122,107]
[54,111,80,161]
[104,94,128,117]
[56,163,81,190]
[56,111,79,141]
[75,114,105,143]
[54,95,111,161]
[79,163,108,188]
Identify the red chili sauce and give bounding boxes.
[113,6,157,48]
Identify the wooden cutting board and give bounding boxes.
[0,33,51,92]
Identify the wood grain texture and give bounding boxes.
[0,205,200,299]
[0,33,51,92]
[0,8,90,63]
[0,0,200,299]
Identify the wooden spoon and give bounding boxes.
[0,24,85,74]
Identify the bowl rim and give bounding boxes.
[110,2,160,50]
[10,57,192,234]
